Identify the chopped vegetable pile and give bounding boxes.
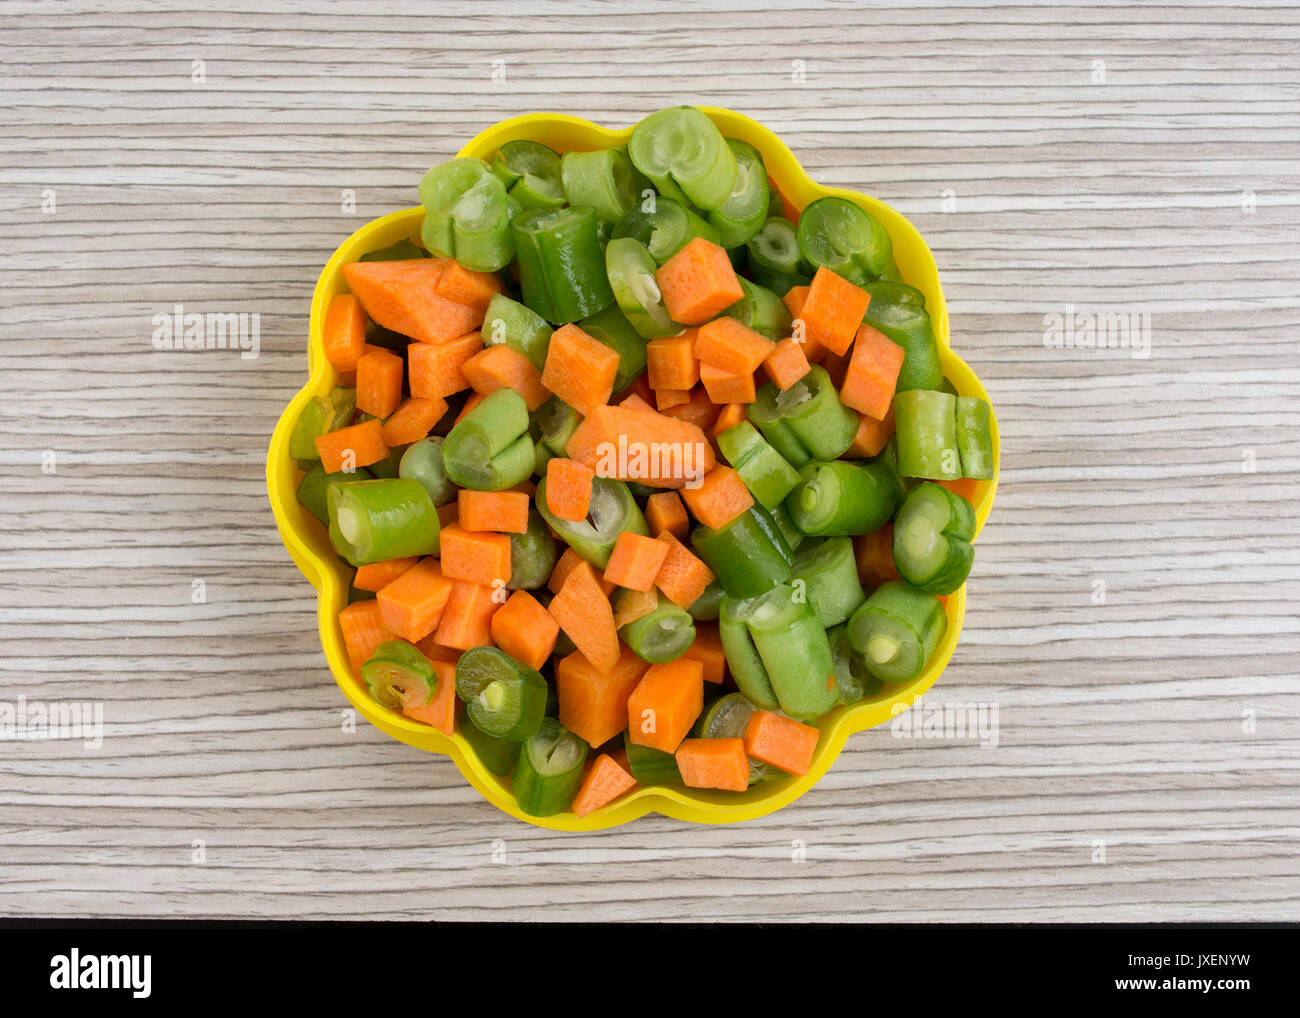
[291,105,994,818]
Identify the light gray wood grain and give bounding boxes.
[1,0,1297,922]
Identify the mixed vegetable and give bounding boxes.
[292,106,994,818]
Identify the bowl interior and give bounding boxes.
[266,109,999,829]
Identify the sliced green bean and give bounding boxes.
[891,482,975,595]
[747,217,808,276]
[327,478,441,566]
[482,291,553,371]
[791,536,867,628]
[296,462,371,525]
[491,140,564,211]
[441,388,535,491]
[509,509,559,591]
[363,640,436,711]
[560,146,645,225]
[418,157,514,272]
[848,582,948,684]
[612,194,720,264]
[511,204,614,324]
[617,591,696,663]
[707,139,770,248]
[605,237,679,339]
[796,196,895,286]
[398,436,455,506]
[785,459,901,537]
[628,105,737,211]
[512,717,588,816]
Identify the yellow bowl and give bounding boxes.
[267,108,999,830]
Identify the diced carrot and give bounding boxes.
[846,404,895,458]
[544,457,595,523]
[342,259,481,344]
[460,344,551,412]
[763,336,811,390]
[322,293,368,372]
[680,465,753,530]
[511,476,537,498]
[549,547,616,598]
[653,532,716,610]
[675,737,750,791]
[434,579,501,651]
[645,331,700,390]
[798,266,871,357]
[626,658,705,754]
[694,316,776,376]
[352,556,419,592]
[654,238,745,326]
[854,524,901,587]
[548,559,620,672]
[408,331,484,400]
[840,323,904,420]
[654,387,691,411]
[436,500,459,531]
[376,557,455,643]
[783,285,823,362]
[699,360,757,404]
[681,621,726,684]
[556,645,650,749]
[541,323,620,416]
[402,659,458,734]
[356,346,404,419]
[338,599,399,675]
[711,402,748,438]
[434,261,503,313]
[489,589,558,671]
[742,709,820,776]
[645,490,689,540]
[938,476,981,502]
[564,404,715,490]
[380,396,448,447]
[657,385,721,432]
[782,284,809,319]
[457,489,530,534]
[315,418,388,473]
[612,587,660,629]
[454,390,486,423]
[603,531,670,592]
[438,523,512,587]
[571,753,638,817]
[619,391,657,413]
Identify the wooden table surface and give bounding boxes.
[2,1,1297,922]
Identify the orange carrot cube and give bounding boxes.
[742,710,821,776]
[626,658,705,754]
[675,737,750,791]
[654,238,745,326]
[438,523,512,587]
[798,267,871,357]
[603,531,670,592]
[542,324,620,416]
